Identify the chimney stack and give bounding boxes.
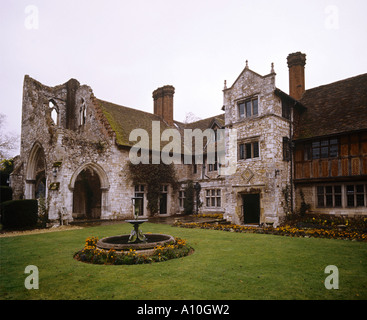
[287,52,306,100]
[153,85,175,125]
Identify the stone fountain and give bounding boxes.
[96,197,174,256]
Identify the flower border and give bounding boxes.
[74,236,194,265]
[174,221,367,242]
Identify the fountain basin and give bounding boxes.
[96,233,175,256]
[125,219,148,224]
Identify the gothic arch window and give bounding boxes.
[49,100,59,126]
[80,98,86,126]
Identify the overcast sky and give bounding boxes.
[1,0,367,156]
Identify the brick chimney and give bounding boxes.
[287,52,306,100]
[153,85,175,125]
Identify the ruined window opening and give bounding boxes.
[80,99,87,126]
[49,100,59,126]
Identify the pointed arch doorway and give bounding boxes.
[73,167,102,219]
[25,142,46,200]
[70,163,110,220]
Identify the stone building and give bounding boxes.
[222,60,294,225]
[10,52,367,225]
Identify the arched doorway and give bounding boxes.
[72,167,102,219]
[26,142,46,199]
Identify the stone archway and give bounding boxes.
[69,163,110,220]
[25,142,46,199]
[73,168,101,219]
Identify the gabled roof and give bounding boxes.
[223,65,275,92]
[294,73,367,140]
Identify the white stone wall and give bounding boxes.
[15,71,293,225]
[15,76,138,222]
[222,68,291,226]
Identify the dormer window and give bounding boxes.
[239,97,258,119]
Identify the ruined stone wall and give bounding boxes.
[14,76,125,221]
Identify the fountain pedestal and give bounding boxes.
[125,219,148,243]
[95,197,173,256]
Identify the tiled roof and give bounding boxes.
[97,98,224,151]
[180,114,224,131]
[294,73,367,140]
[97,99,171,148]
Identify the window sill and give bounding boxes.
[238,157,261,162]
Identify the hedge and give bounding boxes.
[0,170,10,186]
[0,199,38,229]
[0,186,12,203]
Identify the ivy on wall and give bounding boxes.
[183,180,195,215]
[127,162,179,215]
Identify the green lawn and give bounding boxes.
[0,222,366,300]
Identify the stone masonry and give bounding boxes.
[11,52,366,225]
[222,63,291,225]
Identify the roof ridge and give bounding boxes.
[96,98,161,119]
[295,72,367,140]
[304,73,367,94]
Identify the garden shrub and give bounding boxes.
[0,199,38,229]
[0,186,12,203]
[0,171,9,186]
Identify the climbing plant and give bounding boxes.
[299,189,311,216]
[127,162,179,215]
[183,180,195,215]
[282,184,292,216]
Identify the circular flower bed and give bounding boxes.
[74,236,194,265]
